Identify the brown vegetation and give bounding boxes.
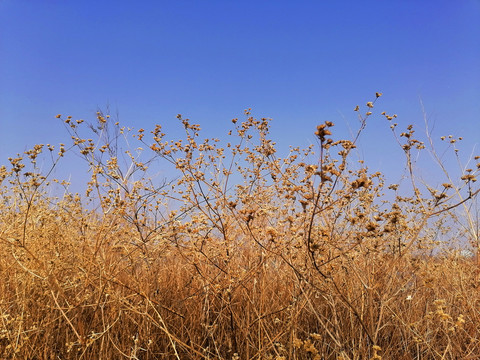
[1,95,479,359]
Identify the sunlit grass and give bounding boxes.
[0,94,479,359]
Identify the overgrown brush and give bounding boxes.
[0,94,479,359]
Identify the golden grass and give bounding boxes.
[1,95,479,359]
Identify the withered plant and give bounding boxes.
[0,94,479,359]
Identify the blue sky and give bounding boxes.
[1,0,479,189]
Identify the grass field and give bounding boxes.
[1,96,479,359]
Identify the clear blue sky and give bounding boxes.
[1,0,479,189]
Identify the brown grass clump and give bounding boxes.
[1,95,479,359]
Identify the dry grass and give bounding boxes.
[1,95,479,359]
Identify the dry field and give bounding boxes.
[1,95,479,359]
